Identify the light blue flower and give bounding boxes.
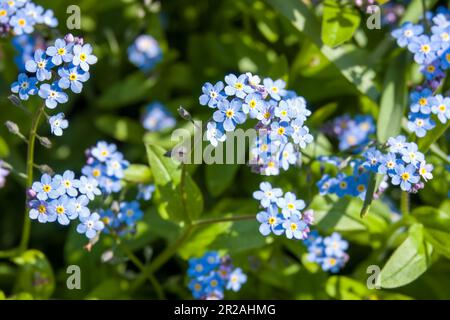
[98,176,122,194]
[57,66,90,93]
[391,22,424,47]
[282,213,307,239]
[418,161,434,182]
[226,268,247,292]
[48,195,76,225]
[127,35,161,72]
[410,88,433,114]
[46,38,73,66]
[431,94,450,123]
[213,98,246,132]
[204,273,224,294]
[275,99,295,122]
[387,135,407,153]
[364,147,384,171]
[407,113,435,137]
[142,102,176,132]
[72,44,97,71]
[78,176,101,200]
[242,92,264,118]
[0,3,12,24]
[23,2,44,24]
[11,73,37,100]
[68,195,90,219]
[188,279,205,299]
[42,9,57,27]
[401,143,424,165]
[285,97,311,122]
[277,192,305,218]
[199,81,224,108]
[56,170,79,197]
[324,233,349,258]
[105,153,129,179]
[407,35,440,64]
[137,184,155,201]
[49,112,69,136]
[118,201,143,226]
[10,10,34,35]
[391,164,420,192]
[32,174,61,201]
[291,124,313,148]
[25,49,53,81]
[205,121,226,147]
[256,205,285,236]
[29,200,53,223]
[263,78,286,101]
[91,141,117,162]
[279,142,297,171]
[270,121,293,143]
[38,83,69,109]
[224,74,253,99]
[256,102,274,125]
[76,212,105,239]
[377,153,398,175]
[252,182,282,208]
[188,257,209,278]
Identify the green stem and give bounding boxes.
[19,103,45,253]
[421,0,429,30]
[400,191,410,217]
[115,238,165,299]
[130,214,255,292]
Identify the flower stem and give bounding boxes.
[400,191,410,217]
[19,103,46,253]
[129,214,255,293]
[115,238,166,299]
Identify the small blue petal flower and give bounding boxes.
[72,44,97,71]
[78,176,102,200]
[11,73,37,100]
[58,66,90,93]
[46,38,73,66]
[38,83,69,109]
[76,212,104,239]
[213,98,246,132]
[25,49,53,81]
[49,112,69,136]
[199,81,225,108]
[226,268,247,292]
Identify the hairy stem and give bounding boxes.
[400,191,410,217]
[19,103,46,253]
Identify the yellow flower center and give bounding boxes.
[346,135,356,145]
[387,161,395,168]
[38,205,46,214]
[93,169,101,177]
[234,82,243,90]
[58,48,66,55]
[260,144,269,152]
[43,185,51,193]
[442,32,449,41]
[69,73,77,81]
[264,112,271,119]
[421,44,430,53]
[438,104,446,112]
[50,91,57,98]
[416,119,424,126]
[226,110,234,118]
[427,65,435,72]
[249,100,256,108]
[101,150,108,157]
[404,29,413,37]
[268,217,276,225]
[80,53,87,61]
[267,161,275,168]
[420,168,427,175]
[329,258,337,266]
[18,19,26,26]
[195,264,203,272]
[277,127,285,135]
[401,172,410,181]
[290,223,297,231]
[194,283,201,291]
[419,98,427,106]
[210,280,218,287]
[340,181,347,189]
[210,91,217,98]
[0,10,7,17]
[271,86,278,93]
[64,180,71,187]
[357,184,365,192]
[56,206,65,214]
[287,203,295,210]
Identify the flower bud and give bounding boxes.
[177,106,192,121]
[5,121,20,135]
[8,94,22,107]
[38,136,52,149]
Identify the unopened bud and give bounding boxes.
[111,201,120,213]
[8,94,22,107]
[27,188,37,199]
[177,106,192,121]
[64,33,75,43]
[38,164,54,175]
[5,121,20,135]
[38,136,52,149]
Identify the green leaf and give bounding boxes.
[412,207,450,259]
[360,173,384,218]
[380,224,434,288]
[265,0,378,101]
[178,222,232,259]
[97,72,157,109]
[321,0,361,48]
[377,52,408,143]
[12,250,55,299]
[95,115,145,143]
[205,164,239,197]
[417,121,450,153]
[123,164,152,184]
[146,144,203,222]
[0,136,9,158]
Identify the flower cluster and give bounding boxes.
[142,101,176,132]
[200,73,313,175]
[98,201,144,237]
[10,34,97,137]
[0,0,57,37]
[187,252,247,300]
[28,171,104,239]
[128,34,162,72]
[0,160,10,188]
[82,141,130,195]
[304,231,349,273]
[316,157,372,200]
[363,136,433,192]
[253,182,314,240]
[321,114,375,151]
[392,8,450,137]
